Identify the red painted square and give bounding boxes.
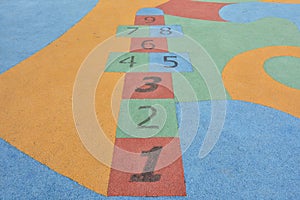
[122,72,174,99]
[107,138,186,196]
[134,15,165,25]
[130,38,168,53]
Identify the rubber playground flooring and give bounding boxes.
[0,0,300,199]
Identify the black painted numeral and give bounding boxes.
[144,16,156,23]
[137,106,159,129]
[119,56,136,68]
[127,27,139,35]
[130,146,163,182]
[141,40,155,50]
[135,76,162,93]
[164,56,178,68]
[160,27,172,35]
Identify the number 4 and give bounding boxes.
[119,56,136,68]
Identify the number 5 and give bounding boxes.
[164,56,178,68]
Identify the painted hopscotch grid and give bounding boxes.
[107,8,190,196]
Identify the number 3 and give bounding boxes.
[135,76,162,93]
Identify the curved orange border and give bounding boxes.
[223,46,300,118]
[0,0,168,196]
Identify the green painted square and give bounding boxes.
[168,37,230,101]
[116,26,150,37]
[105,52,149,72]
[116,99,178,138]
[172,72,229,102]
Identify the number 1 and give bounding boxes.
[130,146,163,182]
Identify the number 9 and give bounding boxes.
[144,16,156,23]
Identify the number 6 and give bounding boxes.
[141,40,155,50]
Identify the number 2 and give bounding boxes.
[137,106,159,129]
[130,146,163,182]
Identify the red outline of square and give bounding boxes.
[107,138,186,196]
[130,38,168,53]
[122,72,174,99]
[134,15,165,25]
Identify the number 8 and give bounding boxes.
[160,27,172,35]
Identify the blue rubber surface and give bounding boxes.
[220,2,300,30]
[1,1,299,199]
[177,100,300,199]
[1,100,299,199]
[0,0,98,74]
[0,139,101,200]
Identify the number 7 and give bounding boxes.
[127,27,139,35]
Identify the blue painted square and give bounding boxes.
[150,25,184,38]
[149,52,193,72]
[136,8,164,16]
